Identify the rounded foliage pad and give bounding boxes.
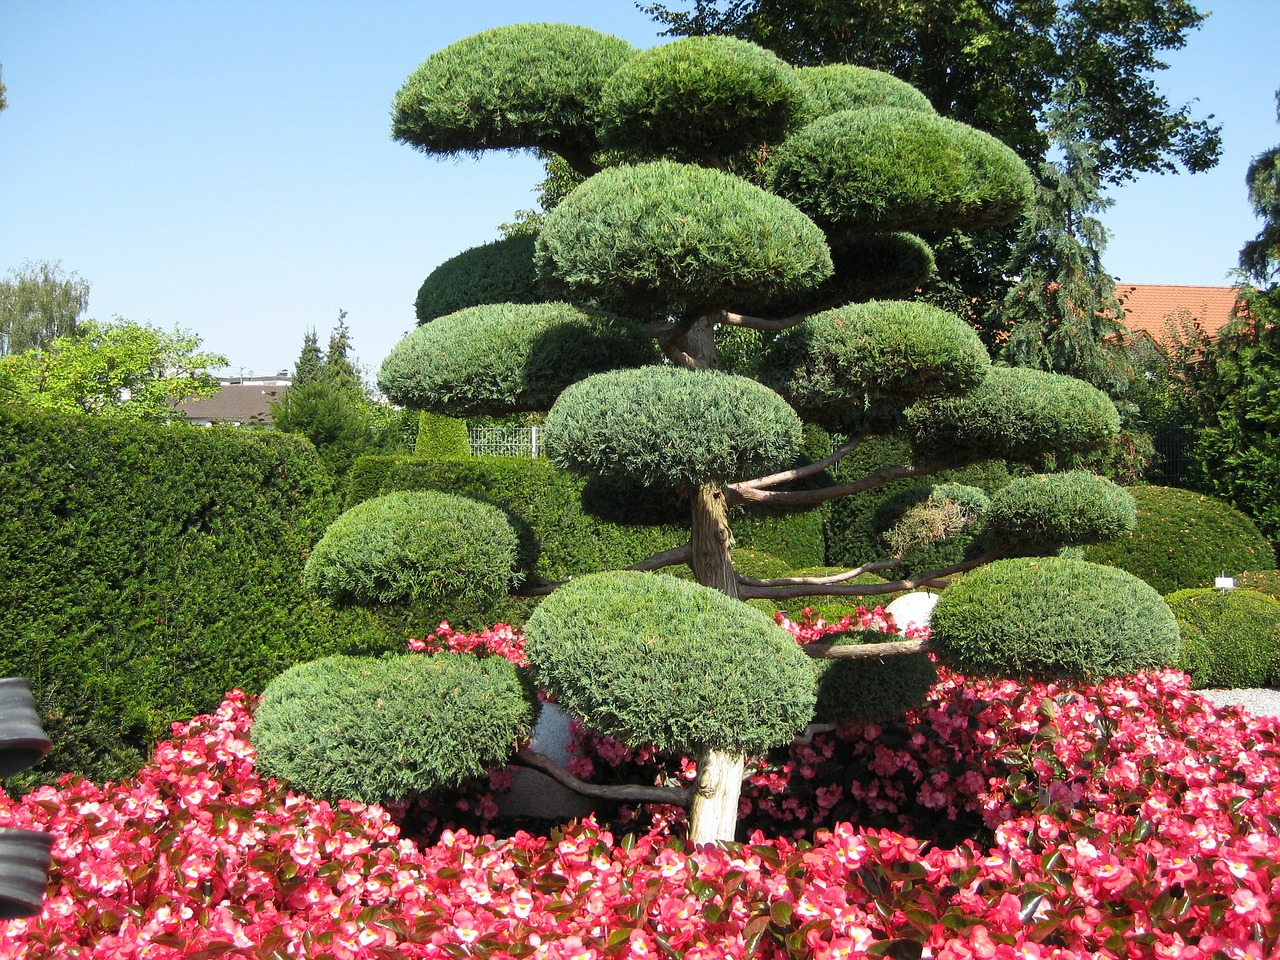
[813,653,938,725]
[598,36,808,166]
[1084,485,1277,595]
[378,302,660,418]
[1167,587,1280,689]
[984,471,1137,551]
[524,571,816,754]
[767,108,1034,238]
[763,300,989,432]
[251,653,538,804]
[929,557,1180,681]
[795,65,935,118]
[303,491,519,608]
[537,160,832,319]
[544,366,803,488]
[415,235,541,323]
[909,366,1120,465]
[391,24,636,168]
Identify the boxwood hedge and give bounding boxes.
[1166,587,1280,689]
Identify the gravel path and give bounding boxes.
[1199,688,1280,718]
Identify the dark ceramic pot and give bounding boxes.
[0,828,54,919]
[0,678,52,779]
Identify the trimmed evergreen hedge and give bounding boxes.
[1167,587,1280,689]
[1083,485,1277,594]
[0,409,396,789]
[345,455,825,578]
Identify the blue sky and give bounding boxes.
[2,2,1278,379]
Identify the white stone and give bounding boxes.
[886,591,940,633]
[498,702,595,820]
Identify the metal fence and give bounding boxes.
[467,425,546,458]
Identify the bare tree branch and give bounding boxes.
[804,638,932,660]
[630,543,692,571]
[726,458,974,509]
[712,308,810,333]
[737,560,900,588]
[732,437,863,493]
[740,550,1007,600]
[513,749,693,806]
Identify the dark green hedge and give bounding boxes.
[0,409,398,789]
[1083,485,1277,594]
[345,454,825,578]
[824,432,1009,569]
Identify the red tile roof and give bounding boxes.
[1114,283,1243,347]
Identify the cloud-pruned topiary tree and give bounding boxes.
[293,23,1157,844]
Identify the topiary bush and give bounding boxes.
[251,652,538,804]
[414,412,469,458]
[1240,569,1280,600]
[813,652,938,726]
[524,571,815,755]
[1083,485,1277,594]
[303,491,520,622]
[414,234,542,323]
[983,471,1136,552]
[929,557,1180,681]
[794,64,935,118]
[1166,587,1280,689]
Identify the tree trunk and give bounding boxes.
[688,747,746,845]
[690,482,738,598]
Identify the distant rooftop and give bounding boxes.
[178,380,288,426]
[1114,283,1243,347]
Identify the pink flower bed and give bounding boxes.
[3,615,1280,958]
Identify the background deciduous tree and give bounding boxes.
[0,260,91,356]
[0,317,225,420]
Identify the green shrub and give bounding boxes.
[1083,485,1277,594]
[983,471,1136,551]
[392,23,636,164]
[251,653,538,804]
[414,412,469,458]
[304,491,519,616]
[536,160,832,319]
[345,455,825,579]
[763,301,989,433]
[794,65,935,119]
[767,107,1034,238]
[524,572,816,754]
[378,302,660,418]
[598,36,808,166]
[415,234,542,323]
[545,367,803,488]
[813,652,938,725]
[929,557,1180,681]
[1240,570,1280,600]
[0,408,400,790]
[1165,587,1280,689]
[824,432,1008,569]
[909,366,1121,466]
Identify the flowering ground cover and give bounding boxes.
[3,615,1280,958]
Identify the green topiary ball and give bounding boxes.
[983,471,1136,552]
[766,107,1034,238]
[813,652,938,725]
[929,557,1180,681]
[251,652,538,804]
[536,160,832,319]
[524,571,816,755]
[377,301,660,418]
[794,65,935,119]
[1083,486,1277,594]
[303,491,520,610]
[909,366,1120,466]
[544,366,803,489]
[598,36,808,166]
[1166,587,1280,689]
[762,300,990,433]
[415,235,542,323]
